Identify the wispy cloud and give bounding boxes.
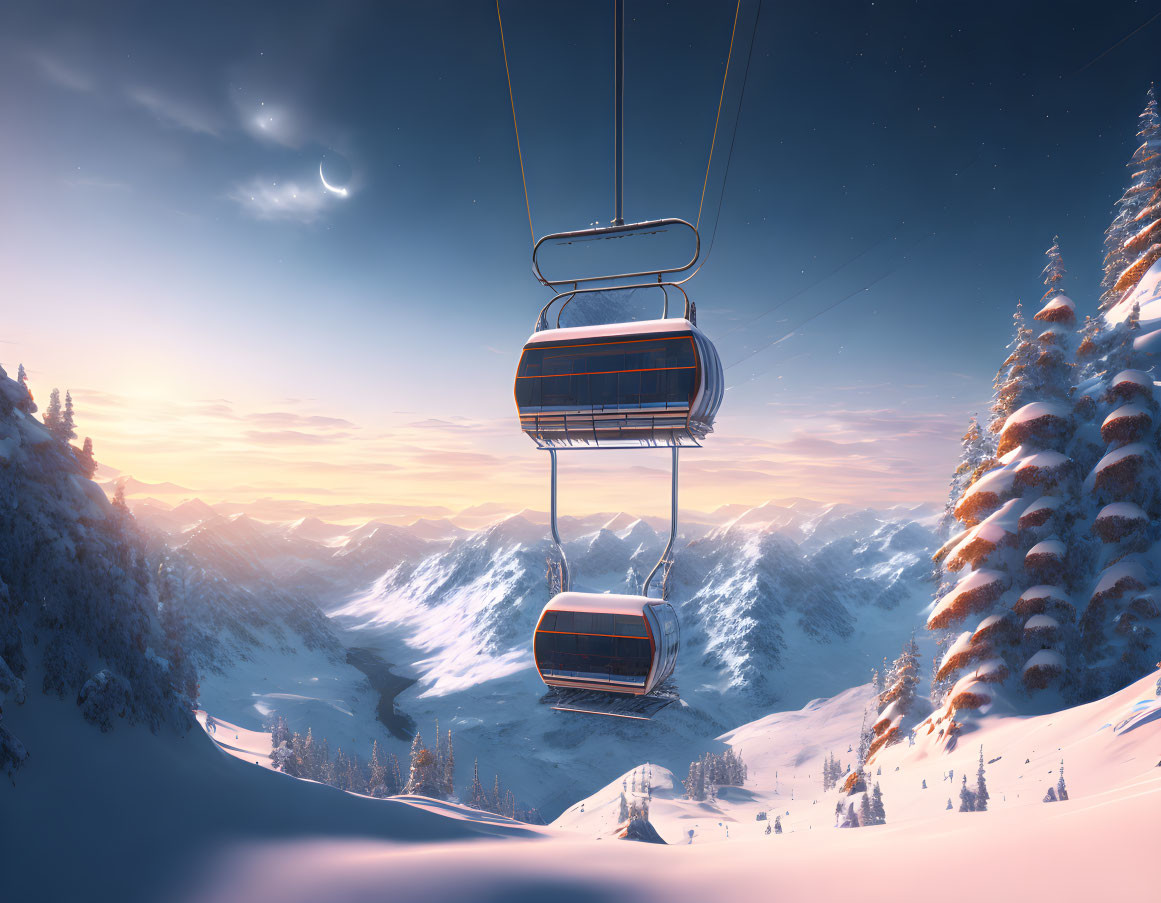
[29,51,94,93]
[126,85,223,136]
[229,175,330,223]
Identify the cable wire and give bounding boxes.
[696,0,742,232]
[685,0,762,283]
[497,0,535,246]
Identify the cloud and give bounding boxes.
[126,85,223,136]
[236,98,304,148]
[242,429,354,446]
[244,411,356,430]
[229,175,331,223]
[30,52,94,93]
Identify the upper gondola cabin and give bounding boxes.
[514,317,724,448]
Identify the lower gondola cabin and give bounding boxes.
[533,592,680,695]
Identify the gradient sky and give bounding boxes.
[2,1,1159,522]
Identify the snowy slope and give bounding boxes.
[0,667,542,903]
[13,669,1147,903]
[555,670,1161,846]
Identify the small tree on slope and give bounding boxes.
[1101,85,1161,309]
[975,746,989,811]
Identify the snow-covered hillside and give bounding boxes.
[307,504,937,816]
[554,670,1161,845]
[8,660,1152,903]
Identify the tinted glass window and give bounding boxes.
[615,615,648,638]
[535,630,651,685]
[539,612,557,631]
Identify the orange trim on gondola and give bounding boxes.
[535,629,648,639]
[516,364,695,380]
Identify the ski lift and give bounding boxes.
[497,0,749,718]
[514,304,724,449]
[533,592,679,695]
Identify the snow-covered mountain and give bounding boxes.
[0,363,195,782]
[304,503,937,815]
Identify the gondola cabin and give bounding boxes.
[514,318,724,448]
[533,592,680,696]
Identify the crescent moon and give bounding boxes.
[319,162,349,197]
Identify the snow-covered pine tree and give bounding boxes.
[42,388,62,437]
[975,746,989,811]
[1070,295,1161,697]
[870,782,885,825]
[774,815,782,834]
[62,390,76,442]
[15,364,35,414]
[927,242,1085,733]
[1101,85,1161,310]
[1056,761,1069,801]
[76,436,97,479]
[443,728,455,797]
[469,759,483,808]
[618,791,629,822]
[869,634,921,758]
[958,774,976,812]
[369,741,389,797]
[938,415,997,541]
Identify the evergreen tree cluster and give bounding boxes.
[36,383,96,477]
[269,717,405,796]
[1101,85,1161,310]
[683,748,747,801]
[1043,762,1069,803]
[821,751,848,791]
[957,748,991,812]
[0,362,195,779]
[929,100,1161,729]
[466,757,539,822]
[403,721,456,798]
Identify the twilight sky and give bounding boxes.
[2,1,1159,522]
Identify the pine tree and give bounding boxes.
[870,782,886,825]
[921,778,927,789]
[858,790,871,826]
[958,774,976,812]
[77,437,97,479]
[443,728,455,797]
[1043,786,1058,803]
[1101,85,1161,309]
[469,759,486,809]
[369,740,389,797]
[946,798,953,810]
[1041,235,1067,300]
[15,364,35,414]
[62,390,76,442]
[773,815,782,834]
[975,746,989,811]
[618,791,629,822]
[43,388,62,437]
[1056,761,1069,801]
